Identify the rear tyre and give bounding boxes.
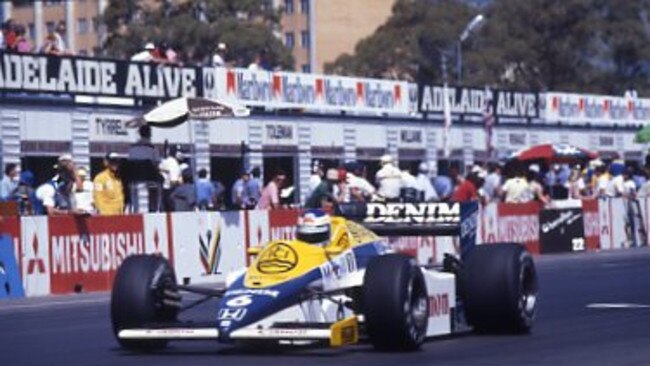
[461,243,538,333]
[111,255,179,351]
[362,254,429,351]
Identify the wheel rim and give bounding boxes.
[405,276,428,342]
[520,261,538,318]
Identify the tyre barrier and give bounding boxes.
[0,198,644,298]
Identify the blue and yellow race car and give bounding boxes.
[111,202,538,351]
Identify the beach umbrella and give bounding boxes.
[126,97,250,128]
[510,143,598,164]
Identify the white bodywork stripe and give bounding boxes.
[118,328,220,339]
[230,328,331,340]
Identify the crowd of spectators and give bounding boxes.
[1,19,280,72]
[301,155,650,211]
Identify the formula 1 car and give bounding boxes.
[111,202,538,351]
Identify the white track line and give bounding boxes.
[0,297,108,312]
[586,303,650,309]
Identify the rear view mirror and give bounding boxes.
[247,246,263,256]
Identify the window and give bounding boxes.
[77,18,89,35]
[302,64,311,73]
[46,21,55,33]
[92,17,99,32]
[301,30,310,48]
[78,49,88,56]
[285,32,295,48]
[284,0,294,14]
[28,23,35,39]
[300,0,309,14]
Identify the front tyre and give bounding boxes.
[362,254,429,351]
[111,255,180,351]
[461,243,538,333]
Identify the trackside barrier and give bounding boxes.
[0,198,647,298]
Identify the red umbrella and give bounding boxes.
[511,144,598,163]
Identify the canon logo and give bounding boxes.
[363,203,460,224]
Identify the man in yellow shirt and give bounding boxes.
[93,152,124,215]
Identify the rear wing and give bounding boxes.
[337,202,479,257]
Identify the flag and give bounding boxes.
[442,83,452,158]
[483,95,495,160]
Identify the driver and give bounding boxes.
[296,209,331,246]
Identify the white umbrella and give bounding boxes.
[126,97,250,128]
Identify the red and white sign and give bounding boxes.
[203,67,408,115]
[582,199,600,250]
[21,216,50,296]
[544,92,650,126]
[0,216,21,270]
[479,202,541,254]
[47,215,146,294]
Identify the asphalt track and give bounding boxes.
[3,248,650,366]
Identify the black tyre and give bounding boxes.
[111,255,179,351]
[362,254,429,351]
[461,243,538,333]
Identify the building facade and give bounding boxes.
[2,0,109,56]
[275,0,395,73]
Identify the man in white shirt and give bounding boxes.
[501,167,531,203]
[159,146,182,211]
[212,42,227,67]
[345,162,376,202]
[74,167,95,214]
[414,162,438,201]
[131,42,156,62]
[605,161,625,197]
[375,155,402,201]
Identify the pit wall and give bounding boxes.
[0,198,644,298]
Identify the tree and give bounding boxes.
[102,0,294,69]
[326,0,650,95]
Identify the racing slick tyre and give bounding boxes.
[461,243,538,333]
[362,254,429,351]
[111,254,180,351]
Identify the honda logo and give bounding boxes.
[217,308,247,321]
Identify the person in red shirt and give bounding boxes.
[451,167,485,202]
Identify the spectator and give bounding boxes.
[501,165,530,203]
[127,124,162,212]
[74,167,95,214]
[376,155,402,201]
[400,168,419,202]
[623,168,637,199]
[247,166,263,207]
[414,162,438,202]
[13,24,31,53]
[605,160,625,197]
[526,165,550,204]
[171,169,196,211]
[231,170,252,209]
[2,20,16,51]
[159,145,182,211]
[93,153,125,215]
[195,168,215,210]
[0,163,20,201]
[248,53,262,71]
[308,161,323,198]
[257,169,286,209]
[451,167,483,202]
[15,170,37,215]
[131,42,156,62]
[433,165,456,201]
[53,21,68,54]
[35,154,81,215]
[306,168,340,209]
[482,163,502,203]
[638,166,650,197]
[212,42,227,67]
[345,162,376,202]
[593,163,610,198]
[41,33,62,55]
[567,168,586,199]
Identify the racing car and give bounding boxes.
[111,202,538,351]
